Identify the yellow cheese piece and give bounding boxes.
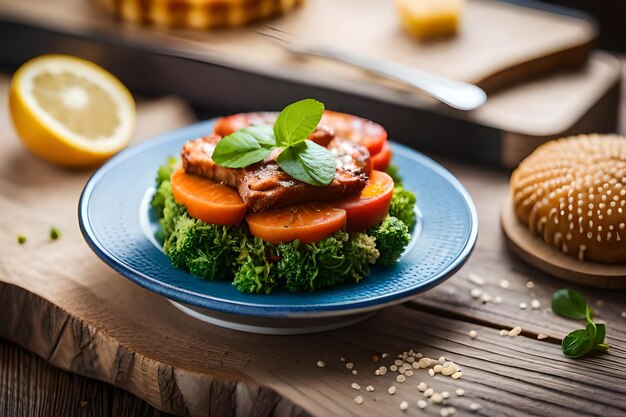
[395,0,464,39]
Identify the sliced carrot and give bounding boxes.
[246,203,347,244]
[170,169,247,225]
[371,140,392,171]
[321,110,387,156]
[336,170,394,232]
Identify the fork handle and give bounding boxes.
[295,46,487,111]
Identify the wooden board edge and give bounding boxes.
[0,281,309,417]
[500,195,626,288]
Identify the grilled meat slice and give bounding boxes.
[181,135,370,212]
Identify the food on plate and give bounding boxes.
[152,99,417,293]
[9,55,135,167]
[511,134,626,263]
[99,0,303,30]
[395,0,463,39]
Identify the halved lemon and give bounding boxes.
[9,55,135,167]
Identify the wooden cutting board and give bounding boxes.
[0,0,596,93]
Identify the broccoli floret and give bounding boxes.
[232,236,278,294]
[369,216,410,266]
[276,231,380,292]
[152,157,180,218]
[159,181,186,239]
[163,212,240,281]
[276,241,318,292]
[389,185,417,229]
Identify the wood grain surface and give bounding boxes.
[1,73,626,417]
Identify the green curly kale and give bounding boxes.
[369,216,411,267]
[389,185,417,229]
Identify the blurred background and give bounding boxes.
[0,0,624,168]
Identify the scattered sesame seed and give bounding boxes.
[441,366,456,376]
[440,410,450,417]
[470,288,482,298]
[441,391,450,399]
[316,361,325,368]
[537,333,549,340]
[340,357,346,362]
[346,362,354,369]
[366,385,374,392]
[446,407,457,415]
[388,386,397,395]
[451,372,462,379]
[431,393,444,404]
[417,382,428,392]
[493,295,502,304]
[406,356,415,363]
[500,279,510,288]
[418,399,428,409]
[469,330,477,339]
[352,370,358,375]
[455,389,465,396]
[468,273,485,286]
[424,388,434,397]
[396,375,406,383]
[428,369,435,377]
[499,329,509,336]
[508,326,522,337]
[621,311,626,318]
[382,353,389,358]
[481,293,492,303]
[351,383,360,390]
[438,356,446,364]
[390,365,398,372]
[399,368,406,375]
[400,401,409,411]
[470,403,482,411]
[434,365,443,373]
[406,370,414,377]
[526,281,535,289]
[354,395,364,405]
[530,299,541,309]
[519,302,527,309]
[378,366,388,375]
[394,359,403,366]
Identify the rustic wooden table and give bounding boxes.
[1,62,625,417]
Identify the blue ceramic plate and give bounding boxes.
[79,119,477,330]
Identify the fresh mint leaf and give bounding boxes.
[212,127,273,168]
[562,328,593,358]
[277,141,336,186]
[273,99,324,147]
[552,288,588,320]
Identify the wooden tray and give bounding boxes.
[0,0,620,167]
[501,195,626,289]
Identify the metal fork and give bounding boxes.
[257,27,487,111]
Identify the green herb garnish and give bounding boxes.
[50,226,61,240]
[17,235,27,245]
[552,288,609,358]
[212,99,336,186]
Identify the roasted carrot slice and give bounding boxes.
[336,170,394,232]
[246,203,347,244]
[170,169,247,225]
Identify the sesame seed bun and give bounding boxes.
[511,134,626,263]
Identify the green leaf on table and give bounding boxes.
[593,323,606,345]
[552,288,589,320]
[273,99,324,146]
[212,127,274,168]
[277,141,336,186]
[562,328,593,358]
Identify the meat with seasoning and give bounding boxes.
[181,134,370,212]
